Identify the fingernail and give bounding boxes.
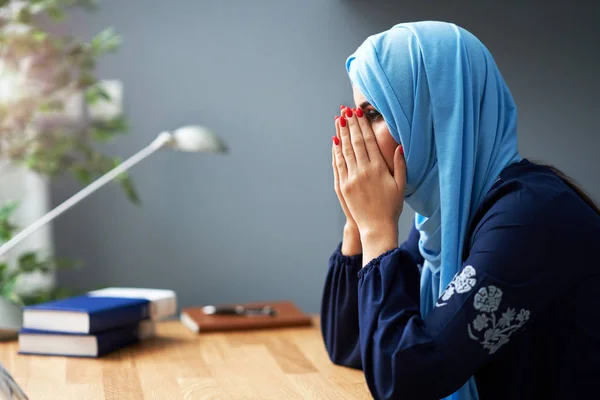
[332,136,340,145]
[356,107,364,118]
[335,115,339,121]
[339,117,347,128]
[345,108,353,118]
[340,105,345,110]
[399,145,404,155]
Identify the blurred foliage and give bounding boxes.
[0,0,139,304]
[0,202,83,305]
[0,0,139,203]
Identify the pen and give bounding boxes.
[202,305,277,317]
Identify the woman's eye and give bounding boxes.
[365,109,382,122]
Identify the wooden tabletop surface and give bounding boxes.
[0,316,371,399]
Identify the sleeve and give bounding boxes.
[356,202,576,400]
[321,225,423,370]
[320,242,364,369]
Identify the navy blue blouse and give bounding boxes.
[321,159,600,400]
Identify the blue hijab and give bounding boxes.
[346,21,521,400]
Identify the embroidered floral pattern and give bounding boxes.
[468,285,531,354]
[435,265,477,307]
[472,314,489,331]
[473,285,503,313]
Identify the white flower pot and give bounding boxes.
[0,161,55,298]
[0,296,22,341]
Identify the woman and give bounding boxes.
[321,21,600,400]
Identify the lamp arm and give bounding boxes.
[0,133,173,259]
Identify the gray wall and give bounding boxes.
[53,1,600,313]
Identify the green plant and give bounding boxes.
[0,0,138,203]
[0,0,139,305]
[0,201,82,305]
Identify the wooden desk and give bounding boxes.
[0,317,371,399]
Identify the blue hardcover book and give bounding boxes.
[18,321,156,358]
[22,287,177,334]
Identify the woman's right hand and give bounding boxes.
[333,107,361,256]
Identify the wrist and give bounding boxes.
[359,221,398,245]
[341,222,361,256]
[344,221,359,235]
[360,223,398,267]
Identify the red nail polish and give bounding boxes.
[340,105,345,110]
[339,117,347,128]
[333,136,340,145]
[345,108,353,118]
[399,145,404,155]
[335,115,339,121]
[356,107,364,118]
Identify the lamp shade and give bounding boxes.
[168,125,227,153]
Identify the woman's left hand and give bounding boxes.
[333,107,406,264]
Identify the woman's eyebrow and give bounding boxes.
[359,101,371,108]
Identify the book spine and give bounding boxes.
[95,323,141,357]
[88,302,151,333]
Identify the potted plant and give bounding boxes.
[0,0,139,338]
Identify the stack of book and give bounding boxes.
[17,287,177,358]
